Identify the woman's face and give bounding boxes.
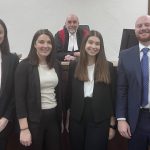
[0,24,5,45]
[85,36,100,57]
[34,34,52,59]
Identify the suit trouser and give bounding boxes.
[69,98,110,150]
[19,108,61,150]
[0,122,13,150]
[129,109,150,150]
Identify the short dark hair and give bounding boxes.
[0,19,10,55]
[27,29,55,69]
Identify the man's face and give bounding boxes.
[65,15,79,34]
[135,16,150,42]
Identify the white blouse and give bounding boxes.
[84,64,95,97]
[38,64,58,109]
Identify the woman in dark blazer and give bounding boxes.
[15,29,62,150]
[66,30,116,150]
[0,19,19,150]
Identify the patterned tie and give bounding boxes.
[141,48,149,107]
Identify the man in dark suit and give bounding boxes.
[54,14,89,61]
[116,15,150,150]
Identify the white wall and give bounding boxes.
[0,0,148,61]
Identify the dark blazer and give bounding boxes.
[55,27,89,61]
[15,59,62,123]
[116,45,142,133]
[0,53,19,120]
[66,61,116,123]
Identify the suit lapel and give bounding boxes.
[131,46,141,86]
[32,66,41,107]
[1,55,10,93]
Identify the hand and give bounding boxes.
[20,129,32,147]
[64,55,76,61]
[108,128,116,140]
[73,52,80,57]
[0,117,8,132]
[118,120,131,139]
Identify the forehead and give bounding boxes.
[36,34,51,40]
[66,15,78,23]
[135,16,150,25]
[88,36,100,42]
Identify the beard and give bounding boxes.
[136,30,150,42]
[67,27,77,34]
[68,29,76,34]
[137,35,150,42]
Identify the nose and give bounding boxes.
[91,43,97,49]
[43,42,49,48]
[70,22,75,27]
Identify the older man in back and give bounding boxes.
[55,14,89,61]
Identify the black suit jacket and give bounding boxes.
[0,53,19,120]
[55,27,89,61]
[15,59,62,123]
[66,61,116,123]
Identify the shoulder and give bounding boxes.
[2,53,19,65]
[5,52,19,60]
[17,59,32,71]
[55,27,67,36]
[119,45,139,57]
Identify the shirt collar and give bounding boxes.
[69,32,76,37]
[139,43,150,52]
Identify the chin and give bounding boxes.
[40,54,49,57]
[137,36,150,42]
[68,29,76,34]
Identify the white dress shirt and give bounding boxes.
[68,33,78,52]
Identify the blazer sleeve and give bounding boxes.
[116,53,128,119]
[4,54,19,120]
[65,61,76,110]
[109,62,117,116]
[54,32,68,61]
[54,61,63,120]
[15,61,29,119]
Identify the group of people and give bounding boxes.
[0,13,150,150]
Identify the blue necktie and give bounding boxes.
[141,48,149,107]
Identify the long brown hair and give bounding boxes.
[0,19,10,55]
[75,30,111,84]
[27,29,55,69]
